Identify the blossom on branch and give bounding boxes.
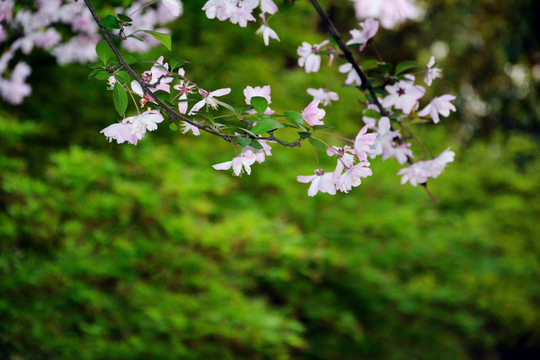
[101,110,164,145]
[424,56,442,86]
[213,147,258,176]
[189,87,231,114]
[418,95,456,124]
[302,100,326,126]
[346,18,379,51]
[297,169,337,196]
[297,40,329,73]
[307,88,339,106]
[382,76,425,114]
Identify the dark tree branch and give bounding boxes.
[309,0,437,199]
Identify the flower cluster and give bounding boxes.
[0,0,183,104]
[202,0,280,46]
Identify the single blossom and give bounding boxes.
[302,100,326,126]
[256,23,279,46]
[424,56,442,86]
[339,63,362,86]
[327,146,355,182]
[254,140,273,163]
[162,0,182,17]
[336,161,372,193]
[297,40,329,73]
[212,147,258,176]
[371,117,401,160]
[352,0,421,29]
[259,0,278,14]
[173,68,194,114]
[346,18,379,51]
[418,95,456,123]
[394,143,413,165]
[297,169,337,196]
[189,87,231,114]
[307,88,339,106]
[180,121,201,136]
[353,125,377,161]
[382,77,425,114]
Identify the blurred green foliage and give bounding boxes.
[1,0,540,359]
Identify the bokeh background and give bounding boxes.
[1,0,539,359]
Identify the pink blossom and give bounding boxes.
[339,63,362,86]
[424,56,442,86]
[254,140,273,163]
[101,110,164,145]
[180,121,201,136]
[307,88,339,106]
[162,0,182,17]
[244,85,274,114]
[302,100,326,126]
[327,146,355,182]
[418,95,456,123]
[297,169,337,196]
[394,143,413,164]
[371,117,401,160]
[353,125,377,161]
[297,40,329,73]
[336,162,372,193]
[382,78,425,114]
[100,123,138,145]
[352,0,421,29]
[189,87,231,114]
[256,23,280,46]
[346,18,379,51]
[396,162,429,186]
[212,147,258,176]
[397,148,455,186]
[259,0,279,14]
[0,62,32,104]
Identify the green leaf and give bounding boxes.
[309,137,327,151]
[96,40,114,66]
[364,109,381,119]
[115,72,130,84]
[249,140,264,150]
[238,136,251,148]
[311,125,334,132]
[298,131,311,139]
[361,59,379,71]
[284,111,304,127]
[117,13,133,23]
[169,123,178,131]
[141,30,171,51]
[279,0,295,13]
[200,113,215,124]
[128,34,144,42]
[88,68,102,79]
[395,60,419,75]
[113,83,128,117]
[250,96,268,114]
[170,57,190,70]
[99,15,121,31]
[95,71,111,81]
[250,118,284,135]
[377,62,393,73]
[123,55,137,65]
